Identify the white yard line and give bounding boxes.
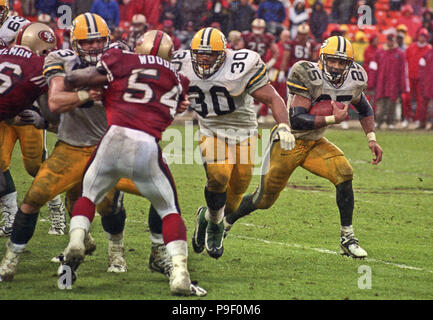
[232,232,433,274]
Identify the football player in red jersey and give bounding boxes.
[241,18,279,69]
[284,24,319,71]
[0,2,66,237]
[0,22,63,237]
[242,18,280,119]
[60,30,201,296]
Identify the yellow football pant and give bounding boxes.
[0,122,43,177]
[253,137,354,209]
[200,135,256,215]
[23,140,140,215]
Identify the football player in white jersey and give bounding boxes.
[168,27,295,259]
[224,36,383,259]
[0,0,66,237]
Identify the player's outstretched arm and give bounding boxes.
[64,66,108,90]
[352,93,383,165]
[251,84,295,150]
[251,83,289,124]
[48,76,102,113]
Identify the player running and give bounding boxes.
[224,36,383,259]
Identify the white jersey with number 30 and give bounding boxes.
[0,16,30,45]
[172,48,269,142]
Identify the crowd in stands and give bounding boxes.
[9,0,433,129]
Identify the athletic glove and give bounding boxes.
[17,109,48,129]
[274,123,295,151]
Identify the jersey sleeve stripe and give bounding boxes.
[99,60,113,82]
[42,64,64,75]
[246,65,266,89]
[286,80,308,91]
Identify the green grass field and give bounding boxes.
[1,124,432,301]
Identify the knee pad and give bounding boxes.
[204,187,226,211]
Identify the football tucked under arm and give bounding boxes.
[289,96,348,130]
[308,100,346,116]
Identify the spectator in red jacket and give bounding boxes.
[418,46,433,129]
[397,4,422,41]
[373,32,409,129]
[363,33,380,114]
[402,28,432,129]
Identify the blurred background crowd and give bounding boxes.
[9,0,433,130]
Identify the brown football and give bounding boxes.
[309,100,346,116]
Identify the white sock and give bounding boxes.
[340,225,354,236]
[166,240,188,257]
[69,215,90,234]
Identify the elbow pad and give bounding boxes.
[289,107,316,130]
[353,93,374,119]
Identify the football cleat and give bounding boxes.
[51,232,96,263]
[190,282,207,297]
[205,220,225,259]
[64,228,86,267]
[169,255,191,296]
[340,235,367,259]
[57,254,78,288]
[0,245,20,282]
[0,192,17,238]
[222,216,232,239]
[84,232,97,255]
[149,243,172,277]
[48,202,66,235]
[107,240,127,273]
[192,206,208,254]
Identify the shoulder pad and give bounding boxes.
[224,49,262,81]
[43,49,77,77]
[349,62,368,86]
[287,61,315,91]
[172,49,191,73]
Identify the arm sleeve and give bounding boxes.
[96,48,122,82]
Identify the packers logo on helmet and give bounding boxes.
[15,22,57,56]
[318,36,354,86]
[190,27,227,79]
[70,13,110,65]
[135,30,173,61]
[0,0,8,26]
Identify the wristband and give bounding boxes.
[325,115,336,125]
[366,132,376,142]
[77,90,90,102]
